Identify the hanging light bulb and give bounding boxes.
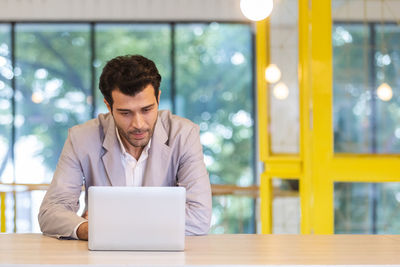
[273,82,289,100]
[265,64,281,83]
[377,82,393,101]
[240,0,273,21]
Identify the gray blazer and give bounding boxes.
[38,110,212,238]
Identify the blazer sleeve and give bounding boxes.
[38,129,87,239]
[177,125,212,235]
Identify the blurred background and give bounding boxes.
[0,0,399,235]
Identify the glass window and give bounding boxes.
[14,24,91,184]
[212,195,255,234]
[0,24,13,183]
[175,23,254,186]
[1,22,256,234]
[333,22,400,153]
[95,24,172,114]
[335,182,400,234]
[269,0,299,154]
[332,0,400,235]
[175,23,255,233]
[375,24,400,153]
[272,178,300,234]
[333,24,371,153]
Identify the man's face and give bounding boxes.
[105,84,160,150]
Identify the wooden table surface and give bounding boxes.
[1,234,400,266]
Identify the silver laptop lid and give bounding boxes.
[88,186,185,251]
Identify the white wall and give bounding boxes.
[0,0,247,21]
[333,0,400,22]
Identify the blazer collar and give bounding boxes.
[101,113,125,186]
[143,114,172,186]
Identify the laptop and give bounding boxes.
[88,186,186,251]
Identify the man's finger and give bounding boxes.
[82,211,88,219]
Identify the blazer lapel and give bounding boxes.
[101,114,126,186]
[143,116,172,186]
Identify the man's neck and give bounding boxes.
[121,138,143,160]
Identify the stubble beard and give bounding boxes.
[121,128,152,148]
[118,119,157,149]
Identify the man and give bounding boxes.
[38,55,212,240]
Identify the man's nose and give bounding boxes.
[131,113,144,129]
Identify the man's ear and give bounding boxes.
[157,90,161,104]
[104,98,112,113]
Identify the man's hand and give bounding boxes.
[82,210,88,220]
[77,221,88,240]
[77,211,89,240]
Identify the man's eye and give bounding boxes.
[120,112,129,116]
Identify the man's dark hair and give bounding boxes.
[99,55,161,108]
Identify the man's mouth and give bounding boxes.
[130,131,148,139]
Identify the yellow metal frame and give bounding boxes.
[1,192,5,232]
[256,18,270,234]
[257,0,400,234]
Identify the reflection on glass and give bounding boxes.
[273,82,289,100]
[269,0,299,154]
[176,23,253,187]
[265,63,281,84]
[15,24,91,183]
[272,178,300,234]
[0,24,13,183]
[95,24,172,114]
[375,25,400,153]
[211,195,255,233]
[333,24,370,153]
[333,22,400,154]
[335,182,400,234]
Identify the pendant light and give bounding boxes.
[273,82,289,100]
[265,64,281,84]
[240,0,274,21]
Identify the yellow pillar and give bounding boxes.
[1,192,5,232]
[309,0,334,234]
[256,18,273,234]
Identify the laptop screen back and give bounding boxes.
[88,186,185,251]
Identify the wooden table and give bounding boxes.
[1,234,400,266]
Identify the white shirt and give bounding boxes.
[72,128,151,239]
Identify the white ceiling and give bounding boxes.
[0,0,247,21]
